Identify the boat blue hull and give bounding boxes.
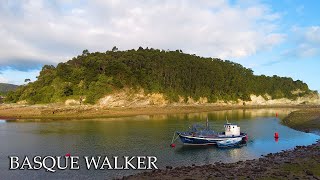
[179,136,219,145]
[177,132,247,145]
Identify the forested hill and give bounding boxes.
[0,83,18,95]
[5,48,313,104]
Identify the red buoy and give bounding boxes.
[170,143,176,148]
[274,132,279,138]
[275,113,278,117]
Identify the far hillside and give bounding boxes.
[0,83,18,95]
[5,47,314,104]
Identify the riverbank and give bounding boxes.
[283,108,320,133]
[0,103,316,120]
[120,109,320,180]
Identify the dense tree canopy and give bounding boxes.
[5,48,312,104]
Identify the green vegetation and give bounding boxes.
[279,158,320,177]
[5,48,314,104]
[0,83,18,95]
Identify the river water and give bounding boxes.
[0,108,319,179]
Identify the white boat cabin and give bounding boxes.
[224,123,240,136]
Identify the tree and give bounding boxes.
[5,48,312,104]
[112,46,118,52]
[24,79,31,83]
[82,49,89,56]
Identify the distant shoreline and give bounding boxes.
[0,103,317,120]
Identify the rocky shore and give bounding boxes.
[120,140,320,179]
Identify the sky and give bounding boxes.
[0,0,319,91]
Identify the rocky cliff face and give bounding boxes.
[97,90,168,107]
[66,90,320,107]
[244,94,320,106]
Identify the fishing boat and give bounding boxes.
[175,118,247,146]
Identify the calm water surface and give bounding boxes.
[0,108,319,179]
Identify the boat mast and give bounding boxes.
[206,117,209,130]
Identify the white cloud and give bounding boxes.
[283,26,320,58]
[0,0,284,69]
[0,76,9,83]
[304,26,320,43]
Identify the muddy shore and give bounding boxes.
[120,109,320,180]
[283,108,320,133]
[0,103,317,120]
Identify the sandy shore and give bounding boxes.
[0,103,316,120]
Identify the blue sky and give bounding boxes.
[0,0,319,91]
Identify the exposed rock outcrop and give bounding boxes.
[98,89,168,107]
[95,90,320,108]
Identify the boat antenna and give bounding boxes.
[206,117,209,130]
[226,116,228,124]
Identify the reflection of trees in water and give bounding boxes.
[147,108,296,121]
